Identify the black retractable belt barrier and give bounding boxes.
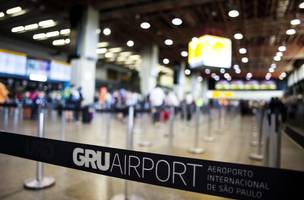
[0,131,303,200]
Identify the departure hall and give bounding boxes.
[0,0,304,200]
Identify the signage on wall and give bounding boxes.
[0,49,27,76]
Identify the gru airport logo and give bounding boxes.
[72,147,203,188]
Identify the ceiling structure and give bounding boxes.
[0,0,304,80]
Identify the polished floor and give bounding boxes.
[0,108,303,200]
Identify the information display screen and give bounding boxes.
[26,57,50,76]
[215,80,276,90]
[188,35,232,69]
[0,49,27,76]
[50,60,71,81]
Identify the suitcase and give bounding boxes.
[23,107,32,119]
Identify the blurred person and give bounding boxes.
[149,86,165,123]
[0,82,9,104]
[185,92,194,121]
[70,86,83,121]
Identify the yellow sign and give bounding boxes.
[188,35,231,68]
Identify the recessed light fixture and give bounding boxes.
[103,28,111,36]
[220,68,225,74]
[273,55,281,61]
[96,48,107,54]
[265,73,271,80]
[11,26,24,33]
[96,28,101,34]
[184,69,191,75]
[276,52,283,57]
[65,39,70,44]
[278,46,286,52]
[198,76,203,82]
[98,42,109,48]
[38,19,56,28]
[52,39,66,46]
[163,58,170,64]
[0,12,4,18]
[140,22,150,29]
[109,47,122,53]
[286,28,296,35]
[172,18,182,26]
[269,68,275,73]
[239,48,247,54]
[246,72,252,80]
[290,19,301,26]
[233,33,243,40]
[181,51,188,57]
[105,52,115,58]
[233,64,240,70]
[46,31,59,38]
[164,39,173,46]
[241,57,248,63]
[299,2,304,9]
[6,6,22,15]
[127,40,134,47]
[271,63,277,68]
[228,10,239,17]
[33,33,46,40]
[24,23,38,31]
[205,68,211,74]
[235,69,241,74]
[60,29,70,35]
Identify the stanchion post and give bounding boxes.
[138,112,152,147]
[249,108,264,161]
[3,107,8,128]
[168,106,175,147]
[188,106,205,154]
[105,112,111,145]
[60,111,66,140]
[204,106,215,142]
[24,108,55,189]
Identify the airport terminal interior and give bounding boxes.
[0,0,304,200]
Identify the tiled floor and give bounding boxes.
[0,108,303,200]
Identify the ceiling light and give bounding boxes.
[224,73,230,79]
[164,39,173,46]
[0,12,4,18]
[109,47,122,53]
[172,18,182,26]
[281,72,287,77]
[163,58,170,64]
[46,31,59,38]
[233,64,240,70]
[271,63,277,68]
[290,19,301,26]
[129,55,140,60]
[205,68,211,74]
[184,69,191,75]
[127,40,134,47]
[24,23,39,31]
[38,19,56,28]
[228,10,239,18]
[220,68,225,74]
[96,28,101,34]
[103,28,111,36]
[233,33,243,40]
[6,6,22,15]
[286,29,296,35]
[105,52,115,58]
[52,39,66,46]
[235,69,241,74]
[181,51,188,57]
[241,57,248,63]
[33,33,46,40]
[278,46,286,52]
[96,48,107,54]
[65,39,70,44]
[239,48,247,54]
[276,52,283,57]
[246,72,252,80]
[140,22,150,29]
[273,55,281,61]
[269,68,275,73]
[60,29,70,35]
[198,76,203,82]
[119,52,132,57]
[11,26,24,33]
[265,73,271,80]
[299,2,304,9]
[98,42,108,48]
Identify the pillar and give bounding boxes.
[140,45,159,96]
[71,6,99,105]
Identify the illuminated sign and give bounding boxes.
[188,35,232,68]
[215,80,276,90]
[0,49,27,76]
[50,60,71,81]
